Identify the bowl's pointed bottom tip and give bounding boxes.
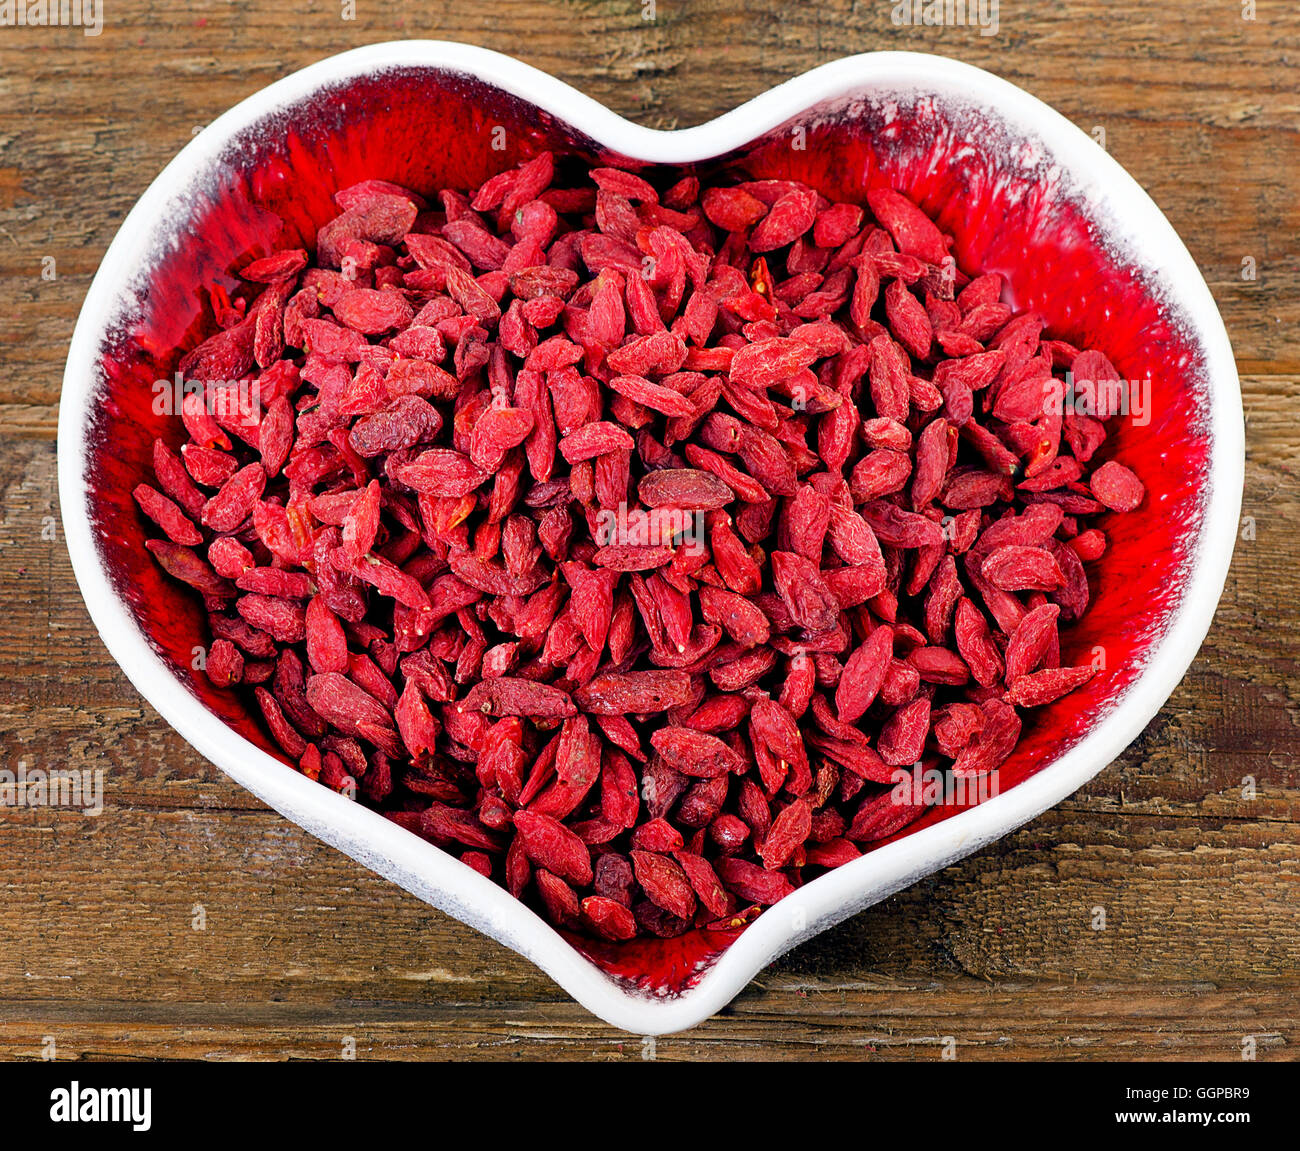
[564,925,744,997]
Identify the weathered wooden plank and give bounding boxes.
[0,984,1291,1061]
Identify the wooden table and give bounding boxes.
[1,1,1295,1061]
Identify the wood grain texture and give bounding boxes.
[0,0,1297,1061]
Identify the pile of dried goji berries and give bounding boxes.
[136,155,1145,940]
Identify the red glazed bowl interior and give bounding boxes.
[84,65,1209,993]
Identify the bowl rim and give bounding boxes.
[57,40,1243,1035]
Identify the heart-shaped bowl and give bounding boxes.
[58,42,1242,1034]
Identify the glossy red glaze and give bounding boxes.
[81,69,1209,996]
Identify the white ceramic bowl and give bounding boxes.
[58,42,1242,1033]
